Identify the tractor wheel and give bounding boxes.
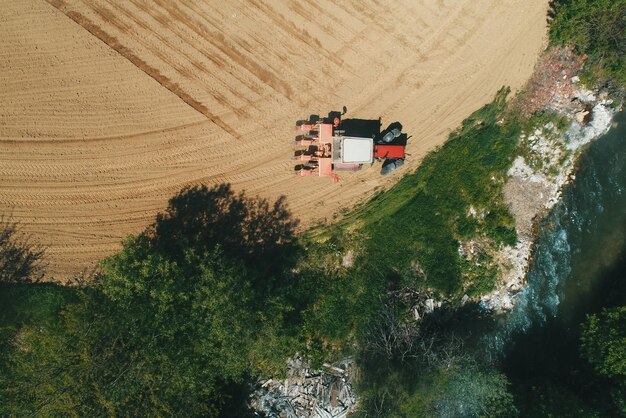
[380,158,404,176]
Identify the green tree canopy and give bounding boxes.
[580,306,626,378]
[550,0,626,85]
[2,184,302,416]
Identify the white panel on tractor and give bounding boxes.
[341,137,373,163]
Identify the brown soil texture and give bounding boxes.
[0,0,548,280]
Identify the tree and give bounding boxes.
[358,307,517,418]
[580,306,626,416]
[401,362,516,418]
[580,306,626,378]
[3,239,257,416]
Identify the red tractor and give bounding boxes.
[293,111,407,182]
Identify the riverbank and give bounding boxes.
[480,79,619,312]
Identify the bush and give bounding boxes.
[580,306,626,378]
[550,0,626,86]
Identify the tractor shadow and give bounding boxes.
[380,121,407,146]
[339,118,408,146]
[338,118,381,138]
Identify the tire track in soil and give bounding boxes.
[44,0,242,140]
[165,0,296,102]
[102,0,252,119]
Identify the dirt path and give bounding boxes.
[0,0,548,280]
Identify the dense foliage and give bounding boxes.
[580,306,626,415]
[0,185,305,416]
[550,0,626,85]
[356,323,517,418]
[0,283,73,411]
[581,306,626,378]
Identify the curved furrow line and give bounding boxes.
[103,0,254,119]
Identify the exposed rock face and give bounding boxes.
[251,357,357,418]
[575,110,589,124]
[504,175,552,238]
[565,100,614,150]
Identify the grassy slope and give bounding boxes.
[311,88,519,299]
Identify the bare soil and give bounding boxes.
[0,0,549,280]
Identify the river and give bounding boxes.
[491,110,626,414]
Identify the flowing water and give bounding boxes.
[486,111,626,411]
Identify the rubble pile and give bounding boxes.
[251,357,357,418]
[514,46,586,118]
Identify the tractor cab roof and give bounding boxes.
[332,136,373,164]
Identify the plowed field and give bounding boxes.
[0,0,548,280]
